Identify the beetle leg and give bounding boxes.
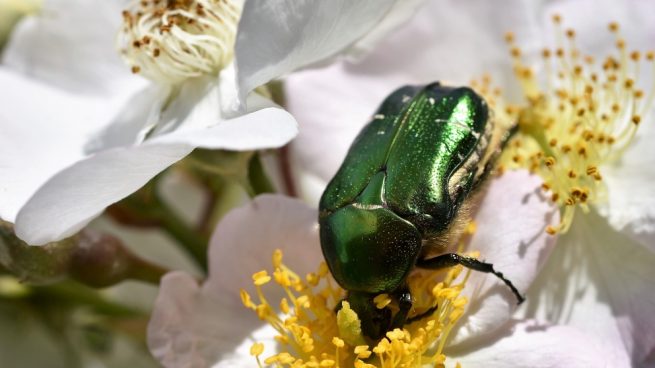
[406,305,438,324]
[390,287,413,330]
[416,253,525,304]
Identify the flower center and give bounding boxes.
[117,0,242,84]
[497,15,654,234]
[242,244,474,367]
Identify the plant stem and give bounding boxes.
[126,256,170,285]
[31,281,143,317]
[247,153,276,197]
[278,145,297,197]
[155,196,209,272]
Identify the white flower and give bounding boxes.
[146,180,615,367]
[284,0,655,366]
[0,0,422,245]
[0,0,40,46]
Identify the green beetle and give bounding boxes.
[319,82,522,340]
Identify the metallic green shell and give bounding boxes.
[319,83,492,293]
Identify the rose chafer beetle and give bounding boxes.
[319,82,523,340]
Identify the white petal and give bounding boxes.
[520,209,655,366]
[84,84,171,153]
[205,195,322,297]
[287,0,545,200]
[450,170,560,346]
[152,82,298,151]
[596,116,655,252]
[543,0,655,54]
[148,195,323,368]
[2,0,143,96]
[147,271,271,368]
[0,68,136,223]
[11,77,296,246]
[288,65,398,187]
[343,0,425,61]
[234,0,421,107]
[0,0,39,47]
[291,165,329,208]
[542,0,655,251]
[14,143,193,245]
[450,319,609,368]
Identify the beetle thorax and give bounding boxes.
[319,205,422,294]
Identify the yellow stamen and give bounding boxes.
[242,247,474,367]
[117,0,242,84]
[373,294,392,309]
[492,15,654,234]
[251,342,265,368]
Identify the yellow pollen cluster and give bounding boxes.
[500,15,655,234]
[117,0,241,84]
[241,249,470,368]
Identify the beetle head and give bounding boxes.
[343,291,392,341]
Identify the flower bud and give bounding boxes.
[0,221,75,284]
[0,223,164,287]
[68,231,137,288]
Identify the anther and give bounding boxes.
[504,20,651,237]
[579,191,589,203]
[546,225,558,235]
[511,47,521,58]
[545,157,556,167]
[504,32,515,43]
[616,39,626,49]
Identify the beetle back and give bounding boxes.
[319,83,495,294]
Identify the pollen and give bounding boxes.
[242,248,472,367]
[498,15,654,234]
[117,0,242,84]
